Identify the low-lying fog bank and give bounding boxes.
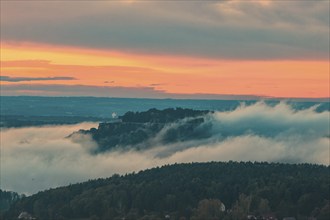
[1,102,329,194]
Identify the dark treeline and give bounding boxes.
[3,162,329,220]
[0,190,22,215]
[119,108,210,123]
[75,108,212,153]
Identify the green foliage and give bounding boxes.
[4,162,329,220]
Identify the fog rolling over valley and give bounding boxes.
[1,101,329,195]
[2,0,329,218]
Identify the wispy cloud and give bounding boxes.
[2,83,328,100]
[0,76,76,82]
[0,84,167,98]
[149,83,165,86]
[0,83,265,99]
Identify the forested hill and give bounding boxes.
[73,108,212,153]
[4,162,329,220]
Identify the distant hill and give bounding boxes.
[2,96,328,128]
[3,162,329,220]
[72,108,212,153]
[1,96,328,118]
[0,115,107,128]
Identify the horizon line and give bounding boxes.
[1,95,329,102]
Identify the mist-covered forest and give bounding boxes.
[2,162,329,220]
[74,108,212,153]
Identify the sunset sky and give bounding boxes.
[1,0,329,99]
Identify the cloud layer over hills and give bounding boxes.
[1,102,329,194]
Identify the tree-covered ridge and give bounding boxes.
[4,162,329,220]
[0,190,22,214]
[119,108,211,123]
[74,108,212,153]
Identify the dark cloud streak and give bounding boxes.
[0,83,265,100]
[0,76,77,82]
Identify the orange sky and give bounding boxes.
[1,42,328,98]
[1,1,329,99]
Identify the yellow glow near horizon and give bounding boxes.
[1,42,329,98]
[1,43,145,67]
